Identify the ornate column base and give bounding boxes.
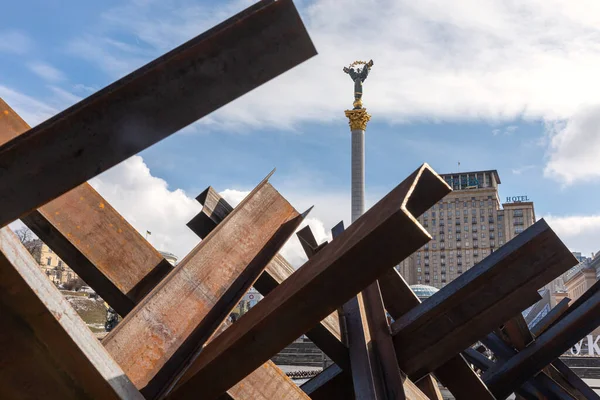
[344,108,371,131]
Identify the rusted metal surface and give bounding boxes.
[327,222,407,400]
[391,219,577,379]
[415,376,443,400]
[23,187,173,315]
[0,98,29,143]
[0,228,143,400]
[483,287,600,400]
[0,0,316,228]
[168,164,449,399]
[188,188,348,368]
[379,261,495,400]
[0,97,173,316]
[103,177,302,398]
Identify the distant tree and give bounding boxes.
[14,227,43,261]
[64,277,86,291]
[14,226,35,244]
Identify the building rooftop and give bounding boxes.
[410,284,440,300]
[439,169,501,184]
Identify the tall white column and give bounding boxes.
[351,128,365,223]
[345,108,371,223]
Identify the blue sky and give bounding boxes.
[3,0,600,264]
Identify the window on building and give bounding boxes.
[515,227,524,234]
[464,226,469,232]
[432,243,437,249]
[480,201,484,206]
[432,211,436,217]
[471,209,476,216]
[513,209,523,217]
[480,215,485,222]
[498,214,504,222]
[498,231,503,237]
[417,267,421,272]
[424,211,429,217]
[46,257,51,266]
[58,260,63,268]
[440,211,444,217]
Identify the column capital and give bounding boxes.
[344,108,371,131]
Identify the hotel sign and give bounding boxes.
[506,195,529,203]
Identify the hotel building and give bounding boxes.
[397,169,536,288]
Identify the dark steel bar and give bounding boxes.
[1,100,305,399]
[552,359,600,400]
[187,189,349,369]
[168,164,450,399]
[0,228,143,400]
[415,376,443,400]
[462,348,494,371]
[484,288,600,400]
[379,268,496,400]
[0,0,316,228]
[391,219,577,379]
[531,297,571,337]
[300,364,354,400]
[103,176,304,399]
[0,98,172,316]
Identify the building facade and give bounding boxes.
[397,170,536,288]
[34,242,77,285]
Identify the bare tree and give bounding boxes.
[14,227,34,244]
[14,226,43,261]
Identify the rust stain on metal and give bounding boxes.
[103,180,300,394]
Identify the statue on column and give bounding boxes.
[343,60,374,109]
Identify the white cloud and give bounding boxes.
[90,155,202,261]
[62,0,600,130]
[0,85,58,126]
[545,214,600,257]
[0,30,32,54]
[89,161,348,269]
[28,62,65,82]
[544,105,600,185]
[511,165,535,175]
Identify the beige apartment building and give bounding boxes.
[397,170,536,288]
[34,242,77,285]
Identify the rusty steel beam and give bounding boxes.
[500,314,595,400]
[300,364,354,400]
[102,176,304,398]
[167,164,450,399]
[1,100,305,400]
[187,187,348,368]
[0,0,316,228]
[483,287,600,400]
[327,223,407,400]
[415,376,443,400]
[0,228,143,400]
[0,97,173,316]
[379,268,496,400]
[391,219,577,379]
[530,297,570,337]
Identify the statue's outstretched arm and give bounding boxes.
[360,65,370,81]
